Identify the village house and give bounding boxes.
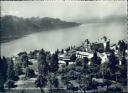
[76,51,109,64]
[81,39,92,52]
[97,52,108,63]
[58,37,126,67]
[91,36,110,52]
[110,44,117,50]
[76,51,93,59]
[58,50,75,67]
[58,57,74,67]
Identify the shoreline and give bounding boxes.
[1,24,81,43]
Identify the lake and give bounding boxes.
[1,21,127,57]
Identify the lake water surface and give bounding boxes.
[1,22,127,57]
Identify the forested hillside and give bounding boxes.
[1,15,80,42]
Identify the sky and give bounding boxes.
[1,1,127,22]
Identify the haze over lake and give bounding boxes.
[1,20,127,57]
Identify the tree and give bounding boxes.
[22,54,29,68]
[65,47,70,52]
[79,75,92,92]
[107,83,122,92]
[104,80,112,90]
[61,49,64,54]
[75,58,82,67]
[52,77,59,88]
[40,62,49,76]
[100,62,111,79]
[80,84,86,93]
[108,50,119,72]
[91,51,101,65]
[55,48,59,55]
[29,50,39,59]
[50,53,59,73]
[118,40,126,56]
[119,56,127,85]
[14,62,23,76]
[0,57,8,92]
[105,39,110,52]
[67,70,78,80]
[121,56,127,66]
[85,39,90,44]
[5,80,16,88]
[38,49,49,75]
[46,53,51,65]
[70,54,77,62]
[25,67,35,78]
[18,52,29,68]
[49,74,59,89]
[35,75,47,93]
[81,57,89,69]
[7,58,18,81]
[90,80,99,90]
[67,83,78,93]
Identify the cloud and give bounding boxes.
[1,1,127,21]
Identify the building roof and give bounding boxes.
[76,51,93,56]
[63,58,70,61]
[76,51,93,58]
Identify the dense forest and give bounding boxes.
[1,15,80,43]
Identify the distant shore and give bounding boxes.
[1,15,80,43]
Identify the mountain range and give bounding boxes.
[1,15,80,43]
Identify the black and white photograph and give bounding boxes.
[0,1,127,93]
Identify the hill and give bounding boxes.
[1,15,80,43]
